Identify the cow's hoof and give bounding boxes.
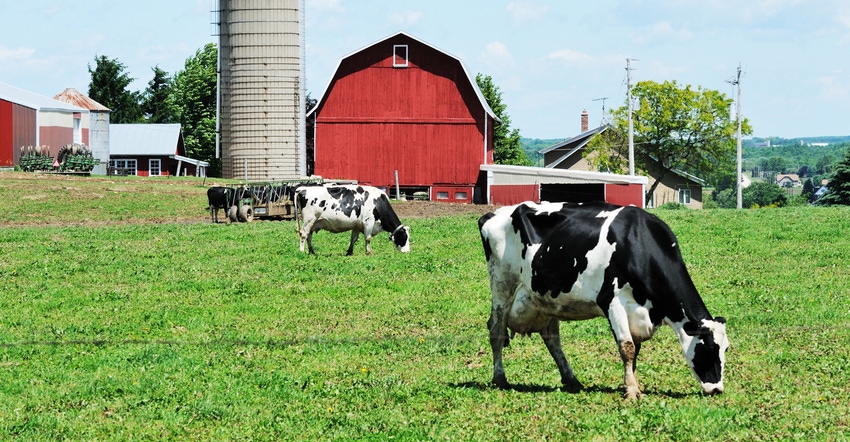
[623,386,642,399]
[492,375,510,390]
[561,378,583,393]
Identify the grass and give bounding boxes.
[1,172,849,440]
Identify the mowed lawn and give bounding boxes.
[1,173,849,440]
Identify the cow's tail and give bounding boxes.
[294,191,302,233]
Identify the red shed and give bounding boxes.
[308,32,499,203]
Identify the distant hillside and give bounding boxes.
[521,138,564,166]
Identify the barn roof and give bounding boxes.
[0,81,88,113]
[110,124,184,156]
[307,31,500,123]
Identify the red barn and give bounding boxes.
[308,32,499,203]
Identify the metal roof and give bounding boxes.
[109,124,183,156]
[0,81,88,113]
[53,88,110,111]
[307,31,500,123]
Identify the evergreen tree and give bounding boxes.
[816,148,850,206]
[141,66,175,123]
[802,178,816,203]
[475,74,529,166]
[88,55,142,124]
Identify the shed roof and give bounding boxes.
[307,31,500,123]
[53,88,110,111]
[0,81,88,113]
[110,124,183,156]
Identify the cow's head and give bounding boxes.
[682,317,729,395]
[390,225,411,253]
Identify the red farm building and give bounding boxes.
[308,32,499,203]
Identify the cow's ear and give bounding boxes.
[683,321,708,337]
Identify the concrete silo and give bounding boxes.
[217,0,306,180]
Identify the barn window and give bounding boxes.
[109,159,137,176]
[436,191,449,200]
[149,159,161,176]
[455,191,468,200]
[678,188,691,205]
[393,45,408,67]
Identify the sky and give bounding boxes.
[2,0,849,140]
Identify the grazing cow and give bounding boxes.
[295,185,410,255]
[478,201,728,398]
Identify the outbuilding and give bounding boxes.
[0,82,89,168]
[109,124,208,177]
[308,32,499,203]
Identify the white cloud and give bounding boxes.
[506,1,550,27]
[387,10,424,27]
[547,48,593,65]
[818,76,849,100]
[479,41,515,69]
[0,45,35,63]
[633,21,694,44]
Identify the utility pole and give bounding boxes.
[626,58,637,176]
[728,64,743,209]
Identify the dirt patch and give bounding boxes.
[390,200,501,219]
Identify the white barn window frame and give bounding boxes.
[149,159,161,176]
[393,45,408,67]
[678,188,692,205]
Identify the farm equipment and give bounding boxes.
[18,143,98,173]
[213,177,324,223]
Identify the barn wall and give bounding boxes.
[314,34,489,190]
[39,126,73,155]
[489,184,539,205]
[0,100,12,166]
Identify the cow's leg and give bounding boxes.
[488,281,513,389]
[299,221,315,254]
[346,231,359,256]
[540,318,583,392]
[363,233,373,255]
[210,206,216,223]
[607,297,641,399]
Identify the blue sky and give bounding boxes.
[2,0,848,140]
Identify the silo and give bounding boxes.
[218,0,306,180]
[53,88,110,175]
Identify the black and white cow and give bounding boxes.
[295,185,410,255]
[207,186,234,223]
[478,201,729,398]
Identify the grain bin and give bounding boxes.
[217,0,306,180]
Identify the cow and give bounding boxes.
[207,186,254,223]
[478,200,728,399]
[207,186,234,223]
[295,184,410,255]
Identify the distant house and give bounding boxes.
[776,173,802,187]
[0,81,90,167]
[540,114,704,209]
[109,124,208,177]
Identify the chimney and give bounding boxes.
[581,109,589,132]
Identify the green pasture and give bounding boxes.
[1,174,849,440]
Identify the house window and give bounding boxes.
[110,159,137,176]
[646,192,655,209]
[678,188,691,205]
[73,114,82,144]
[149,159,161,176]
[393,45,408,67]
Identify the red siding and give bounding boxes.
[605,183,644,208]
[39,126,73,156]
[0,99,11,166]
[489,184,539,205]
[314,34,493,191]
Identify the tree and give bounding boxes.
[802,178,816,203]
[88,55,142,124]
[816,148,850,206]
[170,43,219,175]
[141,66,175,123]
[305,92,318,176]
[743,181,787,208]
[587,80,751,204]
[475,74,529,166]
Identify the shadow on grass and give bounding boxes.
[449,381,697,398]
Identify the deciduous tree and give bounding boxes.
[170,43,219,175]
[475,74,529,166]
[587,80,751,204]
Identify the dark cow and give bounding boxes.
[295,185,410,255]
[207,186,254,223]
[478,201,728,398]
